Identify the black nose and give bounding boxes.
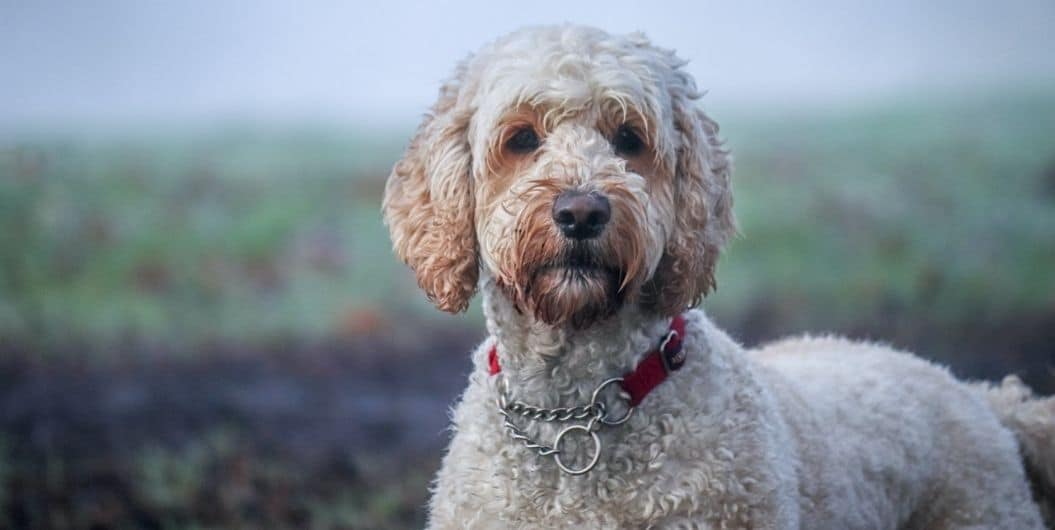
[552,191,611,240]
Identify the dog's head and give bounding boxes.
[383,25,735,329]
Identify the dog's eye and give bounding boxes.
[612,125,644,156]
[506,128,540,154]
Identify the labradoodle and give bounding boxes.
[382,24,1055,529]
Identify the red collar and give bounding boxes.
[487,314,688,407]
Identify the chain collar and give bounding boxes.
[495,376,634,475]
[489,314,687,475]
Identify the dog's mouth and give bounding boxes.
[533,246,619,282]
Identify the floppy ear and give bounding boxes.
[382,63,478,313]
[644,89,736,316]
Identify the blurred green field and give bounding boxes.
[2,91,1054,351]
[722,91,1055,333]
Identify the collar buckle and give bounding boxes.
[659,329,686,373]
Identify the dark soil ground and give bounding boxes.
[0,326,478,530]
[1,310,1052,530]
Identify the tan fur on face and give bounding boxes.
[383,25,736,325]
[642,90,736,316]
[475,119,655,328]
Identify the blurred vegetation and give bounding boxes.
[0,124,414,352]
[719,92,1055,333]
[2,94,1054,352]
[1,91,1054,529]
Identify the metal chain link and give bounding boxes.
[504,398,602,423]
[495,377,633,475]
[496,404,580,456]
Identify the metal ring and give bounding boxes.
[589,377,624,406]
[553,424,601,475]
[590,377,634,426]
[600,403,634,426]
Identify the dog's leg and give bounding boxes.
[902,405,1048,530]
[976,375,1055,528]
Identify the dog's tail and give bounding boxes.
[977,375,1055,527]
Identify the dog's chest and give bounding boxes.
[431,377,763,528]
[466,419,693,526]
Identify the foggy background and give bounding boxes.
[4,0,1054,127]
[1,1,1053,529]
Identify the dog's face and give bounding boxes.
[383,25,735,329]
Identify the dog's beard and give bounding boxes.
[524,243,624,329]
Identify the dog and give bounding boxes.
[382,24,1055,529]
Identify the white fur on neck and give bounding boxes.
[480,276,674,409]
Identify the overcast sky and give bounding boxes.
[2,0,1053,128]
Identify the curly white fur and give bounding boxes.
[382,24,1054,529]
